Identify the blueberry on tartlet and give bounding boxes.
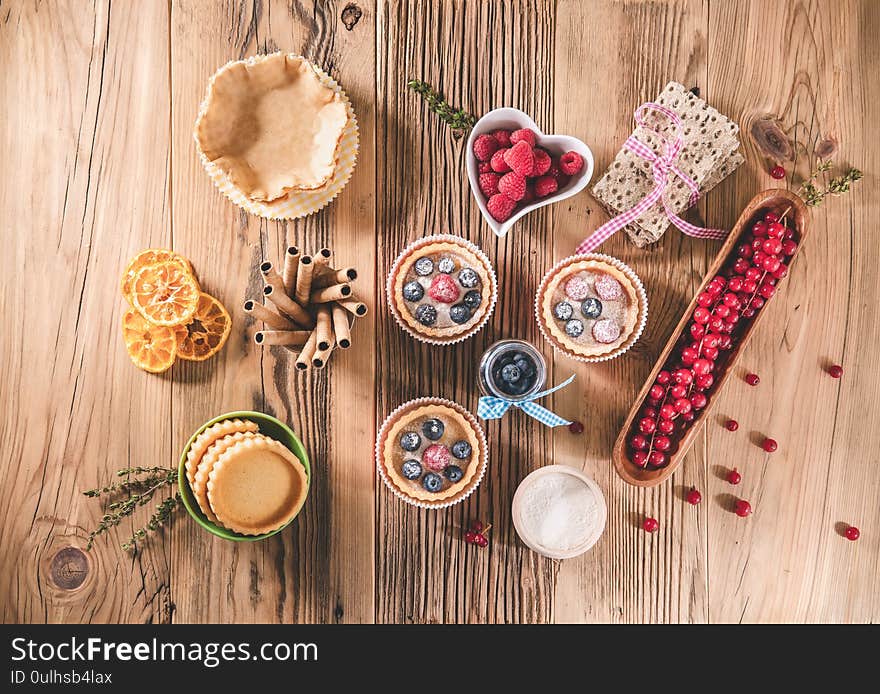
[403,281,424,302]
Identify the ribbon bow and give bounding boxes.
[477,374,575,427]
[576,102,727,254]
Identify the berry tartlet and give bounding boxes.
[387,235,497,344]
[536,254,647,361]
[377,398,488,508]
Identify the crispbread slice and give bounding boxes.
[592,81,742,245]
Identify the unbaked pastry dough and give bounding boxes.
[195,54,348,202]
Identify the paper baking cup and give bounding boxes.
[376,397,489,510]
[535,253,648,363]
[194,53,359,220]
[386,235,498,346]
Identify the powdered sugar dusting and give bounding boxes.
[518,472,599,552]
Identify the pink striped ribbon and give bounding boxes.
[576,102,727,255]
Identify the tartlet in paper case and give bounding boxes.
[466,107,594,237]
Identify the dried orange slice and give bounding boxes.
[173,293,232,361]
[122,309,177,373]
[121,249,194,306]
[130,261,200,326]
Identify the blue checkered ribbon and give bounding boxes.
[477,374,575,427]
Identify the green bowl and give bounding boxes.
[178,410,311,541]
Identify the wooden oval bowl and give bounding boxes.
[612,189,810,487]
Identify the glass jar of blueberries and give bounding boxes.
[479,340,547,402]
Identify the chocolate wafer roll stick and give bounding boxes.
[312,267,358,289]
[254,330,312,346]
[337,298,368,317]
[260,261,287,295]
[294,255,314,306]
[282,246,300,297]
[263,285,314,329]
[295,330,318,370]
[314,305,332,351]
[331,303,352,349]
[312,337,336,369]
[313,248,332,269]
[310,283,352,303]
[243,300,297,331]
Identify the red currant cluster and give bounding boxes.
[627,210,798,470]
[464,520,491,547]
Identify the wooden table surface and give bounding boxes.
[2,0,878,624]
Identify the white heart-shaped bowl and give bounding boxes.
[466,107,594,237]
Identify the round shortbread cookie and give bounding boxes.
[192,430,264,523]
[207,437,309,536]
[184,418,259,485]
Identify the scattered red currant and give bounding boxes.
[725,419,739,431]
[762,437,778,453]
[844,525,860,541]
[769,164,786,179]
[745,373,760,386]
[686,488,702,505]
[735,499,752,517]
[465,522,492,547]
[568,421,585,434]
[727,468,742,485]
[643,517,659,533]
[828,364,843,378]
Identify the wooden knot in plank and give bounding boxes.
[341,3,362,31]
[49,547,89,590]
[750,117,794,161]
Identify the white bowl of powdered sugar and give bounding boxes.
[512,465,607,559]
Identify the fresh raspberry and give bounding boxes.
[565,276,590,300]
[531,149,551,177]
[534,175,558,198]
[503,141,535,177]
[423,444,451,471]
[428,274,460,303]
[510,128,537,147]
[492,129,512,147]
[478,172,500,197]
[559,151,584,176]
[595,274,623,300]
[546,163,570,187]
[478,162,492,174]
[486,193,517,222]
[498,172,527,201]
[472,134,499,162]
[490,148,511,173]
[592,318,621,344]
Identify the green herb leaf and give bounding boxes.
[407,79,477,132]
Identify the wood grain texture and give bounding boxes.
[704,0,880,623]
[553,0,712,624]
[168,0,375,624]
[1,0,878,624]
[376,0,558,623]
[0,0,173,623]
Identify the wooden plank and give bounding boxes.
[169,0,375,623]
[376,0,558,623]
[552,0,711,623]
[0,1,173,622]
[706,0,880,623]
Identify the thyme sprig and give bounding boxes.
[798,159,863,207]
[83,467,180,551]
[407,79,477,132]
